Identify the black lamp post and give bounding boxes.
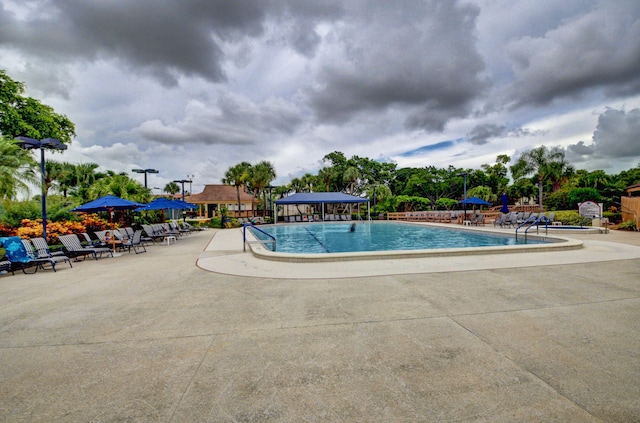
[132,168,159,188]
[173,179,192,201]
[15,136,68,241]
[457,171,468,220]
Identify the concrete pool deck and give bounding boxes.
[1,228,639,421]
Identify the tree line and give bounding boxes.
[224,150,640,215]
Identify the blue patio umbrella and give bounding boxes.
[72,195,145,213]
[135,197,192,222]
[458,196,492,206]
[72,195,145,251]
[173,199,197,209]
[500,193,509,213]
[135,197,191,212]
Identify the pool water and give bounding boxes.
[250,222,548,254]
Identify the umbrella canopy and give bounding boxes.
[173,199,197,209]
[72,195,145,213]
[500,193,509,213]
[458,196,492,206]
[135,197,191,212]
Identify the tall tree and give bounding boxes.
[0,70,76,143]
[512,146,570,211]
[87,174,150,203]
[0,137,36,199]
[248,161,276,217]
[222,161,251,214]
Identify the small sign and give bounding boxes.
[578,201,603,218]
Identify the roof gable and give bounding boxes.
[188,185,254,203]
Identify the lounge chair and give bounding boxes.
[0,236,63,274]
[31,236,68,257]
[22,239,72,272]
[119,229,147,254]
[58,234,113,261]
[80,232,103,247]
[142,224,164,242]
[0,260,10,275]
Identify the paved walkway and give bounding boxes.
[1,228,639,421]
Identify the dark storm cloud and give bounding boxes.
[133,92,304,146]
[567,141,594,156]
[0,0,271,86]
[306,0,486,131]
[591,108,640,158]
[564,108,640,165]
[466,123,544,145]
[506,2,640,107]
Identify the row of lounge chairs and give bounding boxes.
[1,221,199,276]
[494,212,555,228]
[0,236,75,274]
[283,214,353,223]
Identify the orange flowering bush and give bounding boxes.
[0,222,13,237]
[14,218,101,243]
[76,213,110,233]
[1,214,111,244]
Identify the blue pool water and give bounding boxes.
[249,222,548,254]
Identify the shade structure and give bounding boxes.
[275,192,368,205]
[500,193,509,213]
[275,192,369,221]
[72,195,144,213]
[458,196,492,206]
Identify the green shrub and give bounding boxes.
[553,210,591,226]
[618,220,637,231]
[603,211,622,224]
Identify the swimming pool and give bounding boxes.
[246,222,577,262]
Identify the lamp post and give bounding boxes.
[173,179,192,202]
[187,174,194,196]
[457,171,468,220]
[132,168,159,188]
[15,137,68,241]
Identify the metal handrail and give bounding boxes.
[515,216,549,241]
[243,223,276,252]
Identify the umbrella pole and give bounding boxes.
[109,208,122,257]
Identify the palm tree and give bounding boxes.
[300,173,316,192]
[163,182,180,197]
[223,162,251,215]
[317,167,335,192]
[248,161,276,217]
[0,137,36,199]
[70,162,100,202]
[343,166,360,195]
[512,146,568,211]
[87,174,150,203]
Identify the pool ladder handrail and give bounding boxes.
[243,223,276,252]
[515,215,549,241]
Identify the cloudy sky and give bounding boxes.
[2,0,640,193]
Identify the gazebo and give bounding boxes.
[275,192,369,221]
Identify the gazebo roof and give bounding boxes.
[275,192,368,204]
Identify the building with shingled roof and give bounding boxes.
[186,185,256,218]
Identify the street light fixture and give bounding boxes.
[173,179,192,202]
[15,136,68,241]
[187,174,194,196]
[457,171,469,220]
[132,168,159,188]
